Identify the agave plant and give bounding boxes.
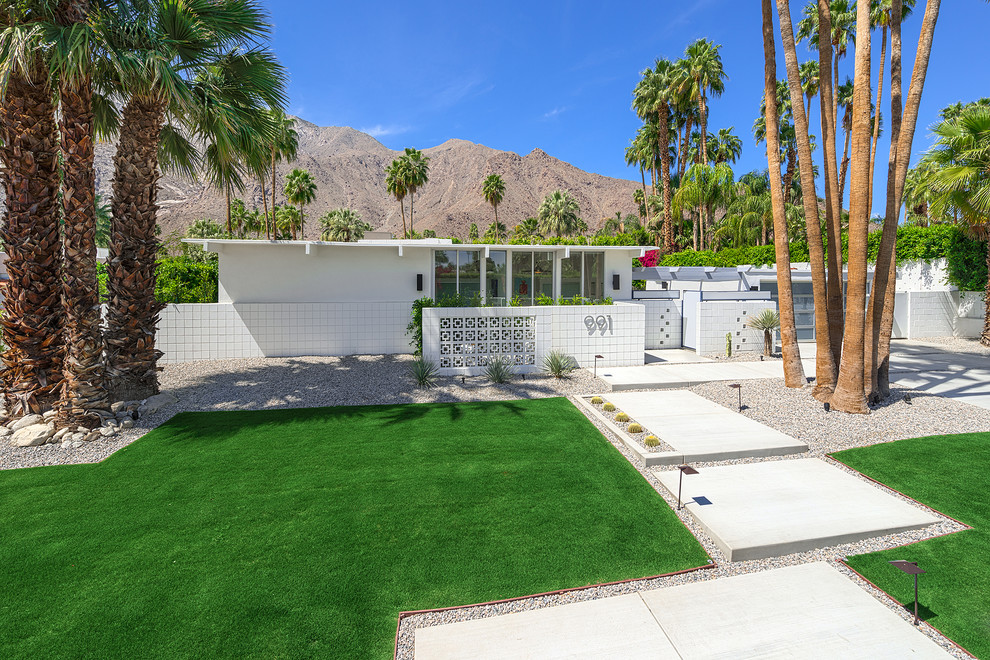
[749,309,780,356]
[542,350,576,378]
[410,358,439,389]
[483,356,513,384]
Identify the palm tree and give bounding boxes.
[483,220,508,243]
[710,127,743,164]
[482,173,505,229]
[0,2,65,416]
[400,147,430,234]
[274,204,300,239]
[385,158,409,238]
[102,0,286,400]
[537,190,581,237]
[799,59,820,119]
[468,222,479,242]
[283,168,316,239]
[513,217,542,243]
[320,208,369,242]
[674,162,734,250]
[836,77,855,208]
[679,39,727,168]
[633,58,679,252]
[266,109,297,239]
[797,0,857,130]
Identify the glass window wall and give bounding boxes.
[534,252,554,299]
[511,251,533,303]
[583,252,604,300]
[458,251,481,299]
[560,254,582,298]
[434,250,457,299]
[486,250,507,304]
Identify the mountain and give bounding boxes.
[67,119,647,240]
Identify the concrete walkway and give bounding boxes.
[415,563,951,659]
[654,458,939,561]
[599,391,807,463]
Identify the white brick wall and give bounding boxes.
[552,303,645,368]
[695,300,776,355]
[630,299,683,349]
[158,302,412,363]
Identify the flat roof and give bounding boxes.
[184,238,650,256]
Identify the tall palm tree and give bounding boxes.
[283,168,316,239]
[274,204,300,239]
[102,0,286,400]
[45,0,112,427]
[836,77,855,207]
[482,173,505,230]
[679,39,727,168]
[537,190,581,237]
[0,2,65,416]
[797,0,857,130]
[319,207,369,242]
[385,158,409,238]
[266,109,297,239]
[483,220,508,243]
[776,0,839,398]
[400,147,430,234]
[710,127,743,164]
[674,162,735,250]
[512,217,542,243]
[799,59,820,119]
[633,59,678,252]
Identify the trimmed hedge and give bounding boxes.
[96,256,220,305]
[658,226,987,291]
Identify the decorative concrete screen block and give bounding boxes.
[157,302,412,363]
[694,300,776,356]
[423,307,551,376]
[550,303,645,368]
[632,300,683,349]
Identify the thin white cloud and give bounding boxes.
[359,124,411,138]
[430,76,494,110]
[543,106,568,120]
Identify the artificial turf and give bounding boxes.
[832,432,990,658]
[0,397,708,659]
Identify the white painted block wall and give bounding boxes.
[552,303,645,368]
[630,299,683,349]
[695,301,776,355]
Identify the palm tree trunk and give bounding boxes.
[410,192,415,236]
[225,184,232,235]
[56,53,109,429]
[697,83,709,166]
[762,0,805,387]
[260,177,270,240]
[869,0,942,396]
[659,103,674,254]
[868,25,889,213]
[399,197,407,239]
[838,113,852,211]
[639,167,647,223]
[783,145,796,203]
[777,0,838,398]
[817,0,846,372]
[829,0,874,415]
[0,59,65,417]
[270,146,277,236]
[679,117,693,180]
[106,95,167,401]
[877,244,898,396]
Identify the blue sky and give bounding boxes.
[267,1,989,217]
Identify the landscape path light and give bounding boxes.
[594,354,604,378]
[676,465,699,510]
[889,560,926,625]
[728,383,742,411]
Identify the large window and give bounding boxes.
[560,251,604,300]
[434,250,482,300]
[510,251,554,304]
[486,250,507,304]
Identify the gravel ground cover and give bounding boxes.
[0,354,608,471]
[579,395,674,452]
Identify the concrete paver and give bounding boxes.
[654,458,939,561]
[415,563,951,659]
[640,562,951,659]
[603,391,807,462]
[414,592,679,660]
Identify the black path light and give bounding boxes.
[889,560,926,625]
[676,465,699,510]
[728,383,742,411]
[594,354,604,378]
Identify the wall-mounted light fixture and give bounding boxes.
[416,274,423,292]
[612,273,620,290]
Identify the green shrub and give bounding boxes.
[543,350,576,378]
[627,422,643,433]
[615,412,630,423]
[602,402,616,412]
[590,396,603,405]
[483,356,513,384]
[644,435,660,448]
[155,257,219,303]
[410,359,439,389]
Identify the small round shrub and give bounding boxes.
[615,412,630,423]
[602,402,616,412]
[627,423,643,433]
[590,396,603,405]
[644,435,660,447]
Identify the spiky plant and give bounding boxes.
[411,359,439,389]
[483,356,513,384]
[749,309,781,356]
[542,349,576,378]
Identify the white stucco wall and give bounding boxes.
[896,259,953,292]
[695,300,776,356]
[629,299,683,349]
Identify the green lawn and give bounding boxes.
[832,432,990,658]
[0,398,708,659]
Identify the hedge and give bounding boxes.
[657,225,986,291]
[96,256,219,305]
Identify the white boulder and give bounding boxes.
[10,424,54,447]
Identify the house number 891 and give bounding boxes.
[584,315,613,336]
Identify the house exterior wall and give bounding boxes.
[695,300,776,355]
[629,299,683,349]
[421,303,645,376]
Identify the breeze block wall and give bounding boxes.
[694,300,776,355]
